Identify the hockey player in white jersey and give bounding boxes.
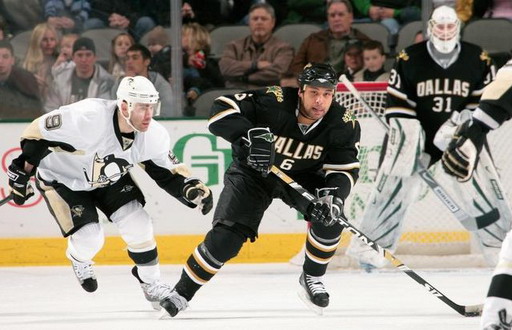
[345,5,511,271]
[443,60,512,330]
[6,76,213,311]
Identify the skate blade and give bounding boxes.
[158,309,173,320]
[151,301,162,311]
[297,287,324,316]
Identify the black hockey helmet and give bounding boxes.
[298,63,337,90]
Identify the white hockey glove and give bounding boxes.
[182,178,213,215]
[243,127,275,177]
[306,187,344,226]
[434,110,473,151]
[441,118,489,182]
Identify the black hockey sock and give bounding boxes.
[175,225,247,301]
[303,226,341,276]
[128,247,158,265]
[175,242,224,301]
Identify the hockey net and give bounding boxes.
[329,81,508,269]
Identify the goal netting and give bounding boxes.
[328,81,511,269]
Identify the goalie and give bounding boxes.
[442,59,512,330]
[345,5,511,271]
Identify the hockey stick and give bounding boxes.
[0,195,13,207]
[270,165,482,317]
[339,75,499,231]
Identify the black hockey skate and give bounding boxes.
[298,272,329,315]
[67,252,97,292]
[160,290,189,317]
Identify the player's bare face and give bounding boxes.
[298,86,334,123]
[130,103,154,132]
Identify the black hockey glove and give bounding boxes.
[183,178,213,215]
[306,187,344,226]
[441,119,489,182]
[243,127,275,177]
[7,161,35,205]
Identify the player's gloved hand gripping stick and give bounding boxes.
[270,164,482,317]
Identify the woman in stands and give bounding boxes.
[23,23,60,102]
[108,32,135,79]
[181,23,224,116]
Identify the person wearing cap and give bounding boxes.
[160,62,361,318]
[45,37,114,112]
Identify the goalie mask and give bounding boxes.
[116,76,161,131]
[427,5,461,54]
[298,63,337,91]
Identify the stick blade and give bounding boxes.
[463,304,483,317]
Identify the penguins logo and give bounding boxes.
[83,153,133,188]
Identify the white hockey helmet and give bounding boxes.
[427,6,461,54]
[116,76,161,116]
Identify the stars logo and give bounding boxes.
[120,185,134,193]
[266,86,284,102]
[71,205,85,218]
[342,108,357,127]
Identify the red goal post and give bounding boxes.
[331,81,489,269]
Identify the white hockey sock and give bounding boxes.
[66,222,104,262]
[137,264,161,284]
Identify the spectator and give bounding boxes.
[340,42,364,81]
[288,0,371,76]
[45,37,114,111]
[182,23,224,108]
[88,1,156,40]
[44,0,95,33]
[146,26,171,80]
[52,33,79,72]
[0,40,42,119]
[111,44,175,117]
[352,1,421,39]
[414,30,424,44]
[219,3,294,89]
[353,40,389,81]
[23,23,60,102]
[108,32,135,79]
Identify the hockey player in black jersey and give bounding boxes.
[346,5,512,270]
[6,76,213,311]
[159,63,361,317]
[442,59,512,330]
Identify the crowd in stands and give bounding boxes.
[0,0,510,120]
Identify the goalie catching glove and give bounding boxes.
[182,178,213,215]
[306,187,344,226]
[243,127,275,177]
[441,118,489,182]
[7,161,35,205]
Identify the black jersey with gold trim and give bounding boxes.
[386,41,495,162]
[208,86,361,199]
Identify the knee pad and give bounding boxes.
[67,222,104,261]
[111,200,156,253]
[203,224,247,263]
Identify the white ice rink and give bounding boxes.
[1,263,492,330]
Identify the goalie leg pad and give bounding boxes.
[380,118,425,177]
[346,171,422,268]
